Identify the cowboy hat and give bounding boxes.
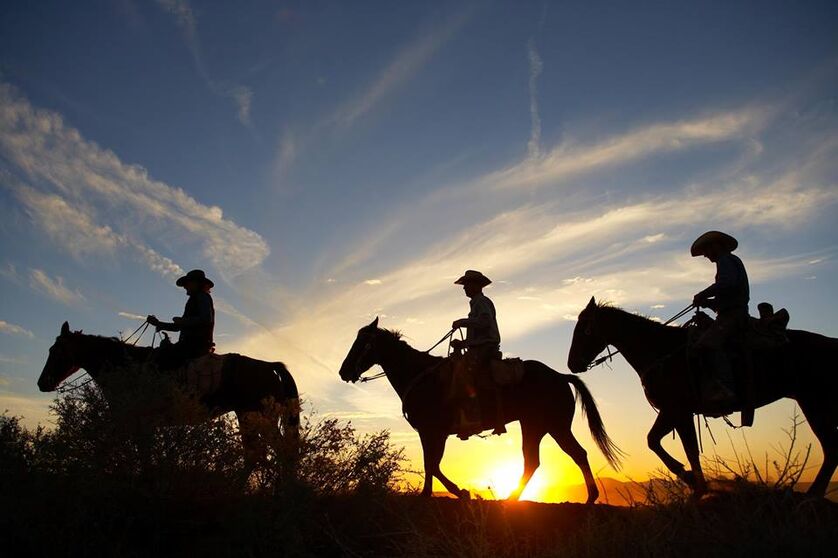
[454,270,492,287]
[176,269,214,288]
[690,231,738,257]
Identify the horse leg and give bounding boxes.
[419,431,468,499]
[507,423,544,501]
[674,415,707,495]
[647,412,693,485]
[552,429,599,504]
[237,411,267,479]
[799,401,837,497]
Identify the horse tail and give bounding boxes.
[563,374,624,470]
[273,362,300,444]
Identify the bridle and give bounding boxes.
[584,304,696,371]
[356,327,460,383]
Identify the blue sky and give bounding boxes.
[1,1,837,497]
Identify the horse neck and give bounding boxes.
[597,307,685,375]
[375,333,440,397]
[73,334,147,377]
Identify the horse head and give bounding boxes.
[568,297,609,374]
[37,321,82,392]
[339,317,381,383]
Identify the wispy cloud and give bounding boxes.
[275,8,472,180]
[0,319,34,338]
[469,107,769,194]
[0,84,268,281]
[331,9,471,128]
[527,38,543,159]
[155,0,254,126]
[117,311,147,321]
[28,269,85,306]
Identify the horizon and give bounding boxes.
[1,0,837,503]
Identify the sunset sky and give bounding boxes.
[1,1,837,501]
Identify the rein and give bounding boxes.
[587,304,695,370]
[358,327,458,384]
[55,323,161,394]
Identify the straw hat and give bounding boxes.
[690,231,738,257]
[454,270,492,287]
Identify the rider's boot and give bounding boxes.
[491,389,506,435]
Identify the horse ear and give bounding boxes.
[60,321,70,336]
[370,316,379,329]
[586,297,596,309]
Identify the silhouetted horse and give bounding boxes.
[339,318,622,503]
[38,322,300,467]
[568,298,838,497]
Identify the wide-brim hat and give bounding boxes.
[176,269,214,288]
[454,270,492,287]
[691,231,738,257]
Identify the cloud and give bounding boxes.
[28,269,85,305]
[469,107,769,193]
[527,38,543,159]
[231,85,253,126]
[330,9,471,128]
[229,116,837,412]
[274,8,472,180]
[155,0,254,126]
[0,84,268,280]
[118,311,147,321]
[0,319,34,338]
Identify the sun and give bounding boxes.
[484,462,548,501]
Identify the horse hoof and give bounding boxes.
[680,470,696,487]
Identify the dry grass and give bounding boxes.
[1,382,835,557]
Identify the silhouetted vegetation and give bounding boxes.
[1,379,835,556]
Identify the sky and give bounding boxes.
[1,0,837,502]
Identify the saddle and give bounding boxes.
[173,353,232,399]
[438,353,524,439]
[685,302,790,422]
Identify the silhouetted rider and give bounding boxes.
[148,269,215,369]
[450,269,505,435]
[690,231,750,415]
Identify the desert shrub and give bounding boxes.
[0,364,406,556]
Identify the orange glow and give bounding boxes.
[478,461,547,501]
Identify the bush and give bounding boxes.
[0,365,406,556]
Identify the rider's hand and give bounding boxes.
[692,294,705,308]
[147,315,160,326]
[452,319,468,329]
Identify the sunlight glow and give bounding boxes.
[483,461,548,501]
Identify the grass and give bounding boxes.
[1,377,835,557]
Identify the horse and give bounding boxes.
[338,317,622,503]
[567,297,838,497]
[37,321,301,468]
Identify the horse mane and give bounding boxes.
[596,303,686,337]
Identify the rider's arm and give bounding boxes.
[175,294,214,330]
[697,256,737,302]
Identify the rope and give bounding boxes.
[587,304,695,370]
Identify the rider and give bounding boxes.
[147,269,215,370]
[690,231,752,424]
[450,270,505,435]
